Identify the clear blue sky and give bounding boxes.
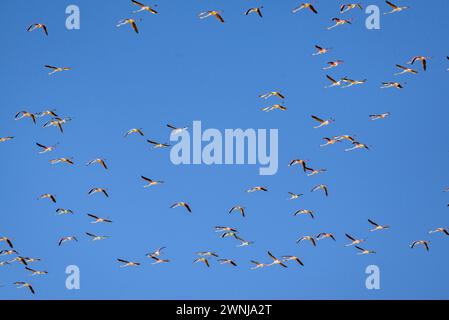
[0,0,448,300]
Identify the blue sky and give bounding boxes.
[0,0,448,300]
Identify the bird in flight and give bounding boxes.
[170,202,192,213]
[384,1,409,15]
[311,184,329,197]
[311,115,334,128]
[368,219,389,232]
[27,23,48,36]
[221,232,239,239]
[259,91,285,100]
[305,167,327,177]
[261,104,288,112]
[267,251,288,268]
[289,159,308,172]
[245,6,264,18]
[282,256,304,266]
[14,282,35,295]
[124,128,144,137]
[86,233,108,241]
[345,234,366,247]
[313,45,331,56]
[150,256,170,264]
[292,3,318,14]
[215,226,238,233]
[39,193,57,203]
[381,82,404,89]
[23,257,41,264]
[297,236,317,246]
[224,232,242,241]
[141,176,164,187]
[25,267,48,276]
[193,257,210,267]
[221,231,238,239]
[36,142,57,154]
[50,157,74,165]
[229,206,245,218]
[0,237,13,249]
[287,192,303,200]
[345,141,369,152]
[320,137,341,147]
[410,240,430,251]
[247,186,268,193]
[407,56,430,71]
[88,188,109,198]
[250,261,267,270]
[198,11,225,23]
[428,228,449,236]
[355,246,376,255]
[0,250,19,257]
[117,19,139,33]
[342,77,367,88]
[117,259,140,267]
[86,159,108,170]
[45,65,71,75]
[59,236,77,246]
[147,140,170,148]
[167,124,188,136]
[294,209,314,219]
[234,235,254,247]
[323,60,344,70]
[43,117,67,133]
[340,3,363,13]
[0,137,14,143]
[335,134,356,142]
[317,233,336,241]
[36,109,58,118]
[9,256,29,266]
[327,18,352,30]
[87,214,112,224]
[325,75,343,88]
[146,247,166,258]
[15,111,36,124]
[218,259,238,267]
[197,251,219,258]
[131,0,158,14]
[370,113,391,121]
[394,64,418,75]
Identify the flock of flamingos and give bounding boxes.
[1,1,448,296]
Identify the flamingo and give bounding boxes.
[45,65,71,75]
[384,1,409,15]
[245,6,263,18]
[292,3,318,14]
[170,202,192,213]
[340,3,363,13]
[198,11,225,23]
[117,19,139,33]
[327,18,352,30]
[131,0,158,14]
[27,23,48,36]
[311,115,334,128]
[229,206,245,217]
